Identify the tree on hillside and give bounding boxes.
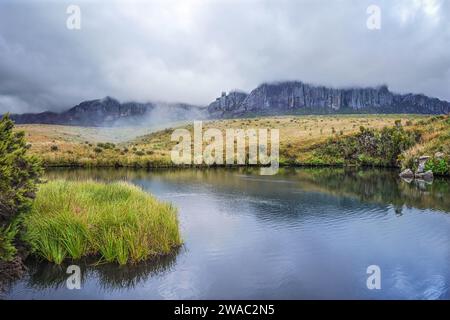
[0,114,42,261]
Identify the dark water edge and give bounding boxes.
[2,167,450,299]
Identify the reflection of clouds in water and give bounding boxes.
[158,192,212,199]
[422,275,448,300]
[157,269,201,299]
[391,266,448,299]
[6,168,450,299]
[235,174,298,184]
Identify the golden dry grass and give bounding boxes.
[16,114,430,167]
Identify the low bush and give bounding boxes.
[315,125,420,167]
[425,158,449,175]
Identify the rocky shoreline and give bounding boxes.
[399,153,447,182]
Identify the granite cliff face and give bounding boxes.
[8,81,450,126]
[10,97,205,126]
[208,81,450,117]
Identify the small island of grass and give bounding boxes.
[22,180,182,265]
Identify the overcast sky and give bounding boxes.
[0,0,449,113]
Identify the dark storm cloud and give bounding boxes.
[0,0,449,113]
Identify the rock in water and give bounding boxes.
[423,170,434,181]
[415,170,434,181]
[399,169,414,179]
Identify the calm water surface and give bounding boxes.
[4,167,450,299]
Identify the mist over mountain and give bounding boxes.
[9,97,206,127]
[8,81,450,127]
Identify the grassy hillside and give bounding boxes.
[400,115,450,173]
[16,114,449,173]
[17,124,171,167]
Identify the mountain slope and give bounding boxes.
[7,81,450,126]
[208,82,450,117]
[10,97,206,126]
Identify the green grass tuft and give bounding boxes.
[23,180,182,265]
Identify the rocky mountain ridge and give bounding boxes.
[10,97,205,126]
[208,81,450,117]
[7,81,450,126]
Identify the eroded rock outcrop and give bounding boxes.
[208,81,450,117]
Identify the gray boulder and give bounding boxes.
[415,170,434,181]
[416,156,431,174]
[399,169,414,179]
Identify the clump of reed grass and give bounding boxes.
[23,180,181,265]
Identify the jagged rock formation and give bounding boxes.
[208,91,248,118]
[10,97,206,126]
[7,81,450,126]
[208,81,450,117]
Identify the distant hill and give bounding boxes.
[208,81,450,117]
[7,81,450,126]
[10,97,206,127]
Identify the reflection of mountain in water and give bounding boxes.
[45,167,450,213]
[25,250,179,291]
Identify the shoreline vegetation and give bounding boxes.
[1,115,41,291]
[2,112,450,281]
[23,180,182,265]
[1,114,181,286]
[16,114,450,176]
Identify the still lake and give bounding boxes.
[4,167,450,299]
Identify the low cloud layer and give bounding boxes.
[0,0,449,114]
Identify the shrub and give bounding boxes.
[94,147,103,153]
[315,124,420,167]
[425,158,449,175]
[0,114,42,261]
[97,142,116,150]
[50,145,59,152]
[0,224,18,261]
